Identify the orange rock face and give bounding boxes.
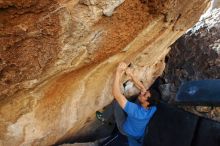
[0,0,209,145]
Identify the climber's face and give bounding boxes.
[138,90,151,105]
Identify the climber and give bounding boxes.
[112,62,157,146]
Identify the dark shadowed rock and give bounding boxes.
[161,8,220,121]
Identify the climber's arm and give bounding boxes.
[112,62,128,109]
[126,68,146,93]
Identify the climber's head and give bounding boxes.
[138,89,159,107]
[138,90,151,107]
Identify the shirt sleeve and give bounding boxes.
[149,106,157,116]
[152,106,157,112]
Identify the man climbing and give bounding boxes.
[112,62,157,146]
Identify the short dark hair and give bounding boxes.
[147,88,161,106]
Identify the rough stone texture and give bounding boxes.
[162,8,220,121]
[212,0,220,9]
[0,0,61,101]
[0,0,210,145]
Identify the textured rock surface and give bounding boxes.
[0,0,209,145]
[162,8,220,121]
[212,0,220,9]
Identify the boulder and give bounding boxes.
[162,8,220,120]
[0,0,210,145]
